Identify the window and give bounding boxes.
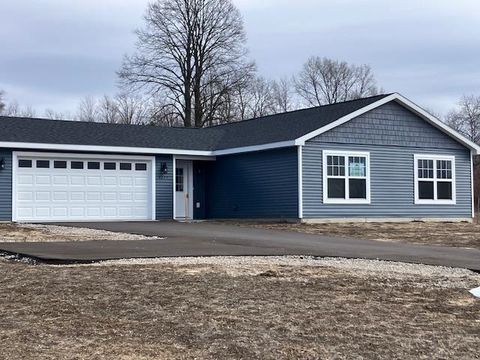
[18,159,32,168]
[71,161,84,169]
[36,160,50,168]
[135,163,147,171]
[104,162,116,170]
[120,162,132,170]
[323,151,370,204]
[175,168,184,192]
[54,160,67,169]
[87,161,100,170]
[414,155,455,204]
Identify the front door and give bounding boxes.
[175,160,193,219]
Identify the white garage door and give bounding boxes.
[13,153,154,222]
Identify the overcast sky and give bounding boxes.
[1,0,479,117]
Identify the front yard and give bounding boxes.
[222,221,480,250]
[0,256,479,359]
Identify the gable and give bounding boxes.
[311,101,466,150]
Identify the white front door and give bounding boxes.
[13,152,154,222]
[175,160,193,219]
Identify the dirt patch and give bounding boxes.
[0,223,160,242]
[0,256,479,359]
[218,221,480,250]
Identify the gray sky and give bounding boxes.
[1,0,479,117]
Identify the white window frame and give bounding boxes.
[414,154,456,205]
[322,150,371,204]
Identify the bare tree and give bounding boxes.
[2,100,37,117]
[114,93,150,125]
[446,95,480,144]
[118,0,254,128]
[271,78,295,113]
[97,95,120,124]
[44,109,69,120]
[76,96,98,122]
[0,90,5,114]
[294,57,380,106]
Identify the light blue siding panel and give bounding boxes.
[206,147,298,219]
[155,155,173,219]
[0,150,12,221]
[303,103,472,219]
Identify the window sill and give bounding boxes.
[323,198,371,205]
[414,200,456,205]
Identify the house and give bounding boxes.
[0,93,478,223]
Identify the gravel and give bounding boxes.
[63,255,480,289]
[0,223,162,242]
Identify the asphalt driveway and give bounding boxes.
[1,221,480,270]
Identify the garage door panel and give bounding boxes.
[14,154,153,221]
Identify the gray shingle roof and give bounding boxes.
[0,94,391,151]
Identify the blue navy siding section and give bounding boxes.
[205,147,298,219]
[0,150,12,221]
[303,102,472,219]
[155,155,173,219]
[193,161,207,220]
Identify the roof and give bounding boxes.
[1,93,479,155]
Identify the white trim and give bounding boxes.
[471,151,475,218]
[151,156,156,221]
[213,141,296,156]
[13,151,155,161]
[172,155,177,220]
[413,154,456,205]
[12,151,156,222]
[11,152,17,222]
[0,141,213,156]
[322,150,371,204]
[298,145,303,219]
[295,93,480,154]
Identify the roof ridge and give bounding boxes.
[204,93,393,129]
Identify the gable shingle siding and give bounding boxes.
[302,103,472,219]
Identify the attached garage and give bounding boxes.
[12,152,155,222]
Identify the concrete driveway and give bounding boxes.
[0,221,479,270]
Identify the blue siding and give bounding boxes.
[155,155,173,219]
[302,102,472,219]
[0,150,12,221]
[206,147,298,219]
[193,161,207,220]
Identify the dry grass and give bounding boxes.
[0,257,479,359]
[0,223,158,242]
[221,221,480,250]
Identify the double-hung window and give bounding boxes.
[323,151,370,204]
[414,155,455,204]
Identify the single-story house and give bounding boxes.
[0,93,478,223]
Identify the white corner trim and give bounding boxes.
[151,156,156,220]
[294,93,480,154]
[471,150,475,218]
[172,155,177,220]
[413,154,456,205]
[298,145,303,219]
[322,150,371,204]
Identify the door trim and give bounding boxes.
[12,151,156,222]
[173,159,194,220]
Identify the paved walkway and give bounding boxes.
[0,221,479,270]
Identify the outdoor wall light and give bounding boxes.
[160,162,168,175]
[0,158,5,170]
